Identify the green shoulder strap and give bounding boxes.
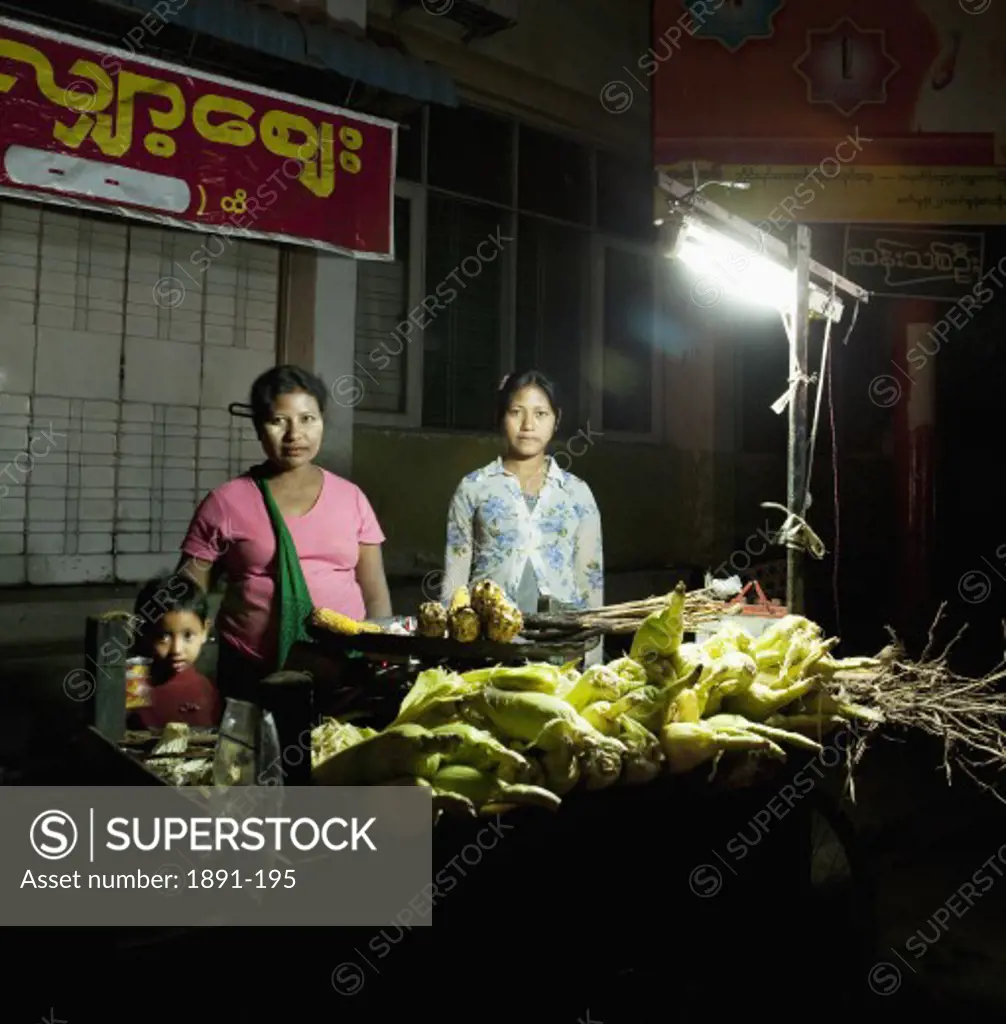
[253,473,315,672]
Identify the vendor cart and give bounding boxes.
[247,625,598,777]
[22,747,876,1022]
[50,606,878,1020]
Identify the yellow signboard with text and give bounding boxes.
[659,164,1006,226]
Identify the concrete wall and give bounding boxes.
[339,0,702,586]
[377,0,649,100]
[354,428,700,581]
[351,425,733,579]
[344,258,742,588]
[368,0,651,150]
[313,255,358,478]
[0,0,742,665]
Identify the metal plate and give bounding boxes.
[306,624,589,664]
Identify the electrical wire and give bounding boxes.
[828,337,841,638]
[803,286,855,634]
[802,310,833,513]
[829,296,862,634]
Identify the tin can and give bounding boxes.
[125,657,153,709]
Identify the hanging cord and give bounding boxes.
[813,289,860,631]
[831,295,860,633]
[829,334,842,637]
[801,295,835,514]
[765,290,862,565]
[764,295,833,560]
[761,502,827,558]
[840,297,861,346]
[770,369,817,416]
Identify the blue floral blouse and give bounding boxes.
[441,457,604,611]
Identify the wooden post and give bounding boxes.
[256,668,315,785]
[892,302,937,639]
[85,615,130,742]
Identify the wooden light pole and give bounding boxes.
[657,173,869,612]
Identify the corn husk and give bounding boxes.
[152,722,190,756]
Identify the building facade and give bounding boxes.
[0,0,739,641]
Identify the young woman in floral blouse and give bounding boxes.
[441,370,604,619]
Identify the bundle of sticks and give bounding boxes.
[824,609,1006,802]
[521,587,729,644]
[523,592,1006,799]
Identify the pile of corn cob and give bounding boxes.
[311,583,884,819]
[418,581,523,643]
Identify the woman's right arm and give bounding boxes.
[176,491,230,593]
[441,482,475,604]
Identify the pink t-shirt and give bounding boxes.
[181,470,385,665]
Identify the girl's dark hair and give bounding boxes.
[133,574,210,631]
[250,364,328,430]
[496,370,561,427]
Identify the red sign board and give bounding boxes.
[0,16,396,257]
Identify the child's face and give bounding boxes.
[151,610,209,676]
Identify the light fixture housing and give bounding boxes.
[666,214,844,323]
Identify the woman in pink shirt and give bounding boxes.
[177,365,392,699]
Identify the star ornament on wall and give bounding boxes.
[794,17,900,116]
[685,0,785,53]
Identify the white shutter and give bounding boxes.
[0,200,280,586]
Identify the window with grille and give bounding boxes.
[368,101,662,438]
[422,195,509,431]
[596,148,656,244]
[602,246,655,434]
[515,215,588,430]
[427,105,513,205]
[517,125,591,226]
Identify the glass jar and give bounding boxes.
[212,698,283,787]
[124,657,153,709]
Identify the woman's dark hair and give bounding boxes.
[250,364,328,430]
[495,370,561,427]
[133,574,210,634]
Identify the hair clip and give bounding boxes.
[497,374,510,391]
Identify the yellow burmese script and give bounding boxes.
[0,34,365,200]
[658,164,1006,226]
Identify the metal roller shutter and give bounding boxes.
[0,200,281,585]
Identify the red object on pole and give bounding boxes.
[726,580,787,618]
[891,299,936,635]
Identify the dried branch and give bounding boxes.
[824,607,1006,803]
[525,596,1006,802]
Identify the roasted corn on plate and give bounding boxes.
[418,601,449,638]
[312,608,384,635]
[428,583,524,644]
[471,578,506,616]
[448,606,481,642]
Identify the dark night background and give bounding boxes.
[1,0,1006,1019]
